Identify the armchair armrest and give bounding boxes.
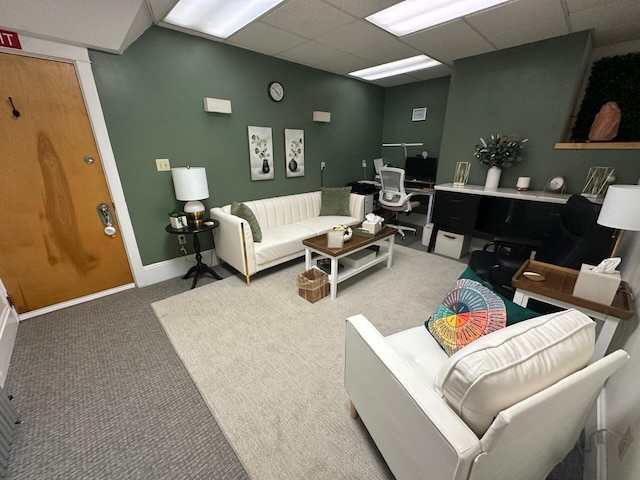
[345,315,480,480]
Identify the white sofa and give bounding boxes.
[345,309,629,480]
[211,191,364,285]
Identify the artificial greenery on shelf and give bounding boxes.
[473,134,528,168]
[571,52,640,142]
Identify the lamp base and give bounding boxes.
[184,200,205,228]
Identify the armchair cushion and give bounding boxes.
[434,309,595,437]
[319,186,352,216]
[231,202,262,242]
[426,268,538,355]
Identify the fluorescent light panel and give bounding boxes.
[367,0,512,36]
[164,0,284,39]
[349,55,441,81]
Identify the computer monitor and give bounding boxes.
[404,155,438,182]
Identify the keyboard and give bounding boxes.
[405,180,434,189]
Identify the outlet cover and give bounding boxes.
[156,158,171,171]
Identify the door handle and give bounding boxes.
[97,203,117,237]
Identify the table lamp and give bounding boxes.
[171,166,209,228]
[596,184,640,256]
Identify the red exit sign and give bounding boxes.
[0,30,22,50]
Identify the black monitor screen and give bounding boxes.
[404,156,438,182]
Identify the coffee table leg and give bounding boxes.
[512,290,529,306]
[305,248,312,270]
[387,236,395,268]
[330,257,338,299]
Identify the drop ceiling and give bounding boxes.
[1,0,639,87]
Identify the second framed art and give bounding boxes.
[285,129,304,178]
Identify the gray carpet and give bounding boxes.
[4,262,249,480]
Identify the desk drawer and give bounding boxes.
[433,191,480,233]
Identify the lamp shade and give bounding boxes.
[597,185,640,231]
[171,167,209,201]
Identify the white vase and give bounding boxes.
[485,166,502,189]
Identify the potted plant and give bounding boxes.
[474,134,527,189]
[169,209,188,229]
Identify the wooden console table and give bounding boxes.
[512,259,634,360]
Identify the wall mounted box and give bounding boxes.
[434,230,470,259]
[204,97,232,114]
[573,263,621,305]
[312,111,331,122]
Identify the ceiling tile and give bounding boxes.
[354,38,421,64]
[485,16,570,50]
[589,20,640,47]
[315,54,375,75]
[228,22,306,55]
[369,74,422,87]
[565,0,628,14]
[406,64,453,81]
[402,20,496,65]
[320,0,401,18]
[276,40,345,66]
[465,0,567,35]
[260,0,356,39]
[315,19,395,54]
[570,1,640,36]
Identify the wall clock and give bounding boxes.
[268,81,284,102]
[547,175,566,193]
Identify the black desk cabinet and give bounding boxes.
[433,190,563,242]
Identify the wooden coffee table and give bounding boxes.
[302,227,396,300]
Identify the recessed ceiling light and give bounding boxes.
[349,55,442,81]
[164,0,284,39]
[367,0,512,36]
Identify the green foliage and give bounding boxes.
[571,53,640,142]
[474,134,527,168]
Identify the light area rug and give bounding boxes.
[152,245,466,479]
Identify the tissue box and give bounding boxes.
[572,263,621,305]
[362,221,382,235]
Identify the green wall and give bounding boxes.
[381,76,451,166]
[438,31,640,191]
[90,27,385,265]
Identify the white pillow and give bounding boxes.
[434,309,595,437]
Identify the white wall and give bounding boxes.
[603,231,640,479]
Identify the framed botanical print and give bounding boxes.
[248,126,274,181]
[284,129,304,178]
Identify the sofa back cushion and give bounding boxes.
[434,309,595,437]
[240,192,323,230]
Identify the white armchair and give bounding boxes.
[344,309,629,480]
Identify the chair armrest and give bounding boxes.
[345,315,480,480]
[491,235,542,250]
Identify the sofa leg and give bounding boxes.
[349,401,359,419]
[246,275,251,286]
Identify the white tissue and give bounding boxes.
[365,213,384,224]
[591,257,621,273]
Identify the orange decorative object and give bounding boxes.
[588,101,621,141]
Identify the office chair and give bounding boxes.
[468,194,615,298]
[378,167,420,240]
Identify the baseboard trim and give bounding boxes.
[18,251,219,320]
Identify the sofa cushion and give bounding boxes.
[254,224,316,266]
[425,268,538,356]
[434,309,595,437]
[298,215,360,235]
[231,202,262,242]
[320,187,352,216]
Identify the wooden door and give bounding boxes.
[0,277,18,387]
[0,53,133,314]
